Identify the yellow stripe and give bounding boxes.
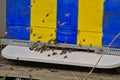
[77,32,102,47]
[30,27,56,42]
[30,0,57,42]
[77,0,104,46]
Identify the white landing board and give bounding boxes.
[2,45,120,69]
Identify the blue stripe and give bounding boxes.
[102,33,120,48]
[56,29,77,44]
[56,0,78,44]
[6,0,30,40]
[6,0,30,26]
[103,0,120,48]
[6,26,30,40]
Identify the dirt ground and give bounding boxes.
[0,47,120,80]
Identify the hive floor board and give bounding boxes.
[2,45,120,69]
[0,47,120,80]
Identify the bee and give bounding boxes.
[34,48,38,52]
[33,34,36,37]
[33,41,40,45]
[40,49,43,53]
[38,36,42,39]
[60,22,67,26]
[53,39,56,42]
[83,39,85,42]
[45,47,50,51]
[98,49,104,54]
[26,28,32,33]
[65,13,71,17]
[79,43,82,47]
[90,44,92,47]
[53,39,59,45]
[48,54,51,57]
[29,47,34,51]
[33,42,39,48]
[48,39,53,44]
[33,0,36,3]
[46,13,50,17]
[30,41,40,50]
[35,48,41,52]
[64,55,68,59]
[60,52,63,55]
[52,52,57,55]
[30,29,33,34]
[42,19,45,23]
[50,34,53,37]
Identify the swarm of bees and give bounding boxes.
[29,39,73,59]
[29,28,94,59]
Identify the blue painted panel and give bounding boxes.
[6,26,30,40]
[57,0,78,30]
[104,1,120,14]
[56,29,77,44]
[103,14,120,33]
[103,0,120,48]
[102,33,120,48]
[6,0,30,26]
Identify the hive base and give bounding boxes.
[2,45,120,69]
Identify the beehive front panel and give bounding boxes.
[77,32,102,47]
[102,0,120,48]
[6,26,30,40]
[56,0,78,44]
[31,0,57,28]
[30,27,56,42]
[57,0,78,30]
[30,0,57,42]
[6,0,30,40]
[6,0,120,49]
[6,0,30,26]
[77,0,104,47]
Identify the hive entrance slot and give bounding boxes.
[48,46,95,53]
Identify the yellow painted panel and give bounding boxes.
[30,27,56,42]
[31,0,57,28]
[77,31,102,47]
[77,0,104,46]
[78,0,104,32]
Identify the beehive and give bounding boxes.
[6,0,120,48]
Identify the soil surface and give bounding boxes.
[0,47,120,80]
